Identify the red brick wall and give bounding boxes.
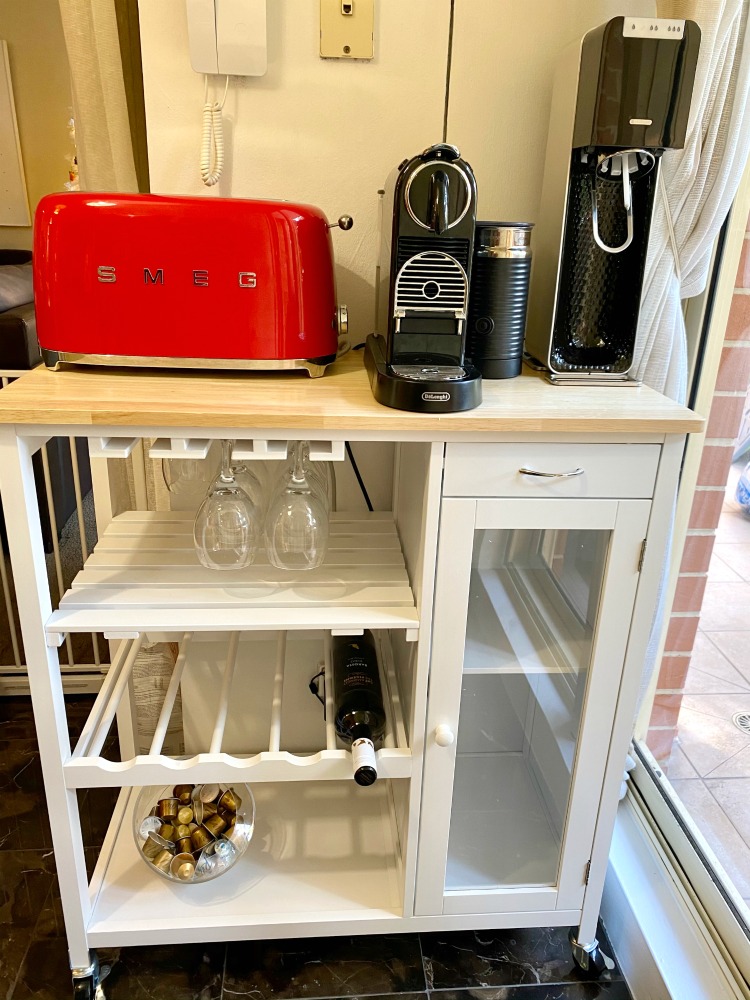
[646,218,750,763]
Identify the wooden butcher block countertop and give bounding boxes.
[0,351,703,435]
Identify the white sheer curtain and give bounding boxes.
[57,0,138,192]
[632,0,750,402]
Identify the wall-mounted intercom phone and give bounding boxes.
[185,0,267,186]
[186,0,267,77]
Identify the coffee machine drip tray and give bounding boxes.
[364,334,482,413]
[391,364,468,382]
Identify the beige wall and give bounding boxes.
[0,0,73,250]
[139,0,655,343]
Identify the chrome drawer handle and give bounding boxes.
[519,466,584,479]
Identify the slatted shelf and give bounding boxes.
[45,510,419,641]
[63,629,411,787]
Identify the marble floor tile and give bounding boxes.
[77,784,120,850]
[420,926,620,990]
[675,701,750,776]
[434,985,631,1000]
[103,943,225,1000]
[224,934,426,998]
[0,850,55,999]
[669,779,750,897]
[712,543,750,583]
[703,778,750,852]
[12,939,226,1000]
[0,698,37,742]
[0,741,52,852]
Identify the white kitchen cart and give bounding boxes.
[0,354,701,998]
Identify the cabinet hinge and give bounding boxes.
[637,539,647,572]
[585,859,591,885]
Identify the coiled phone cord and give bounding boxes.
[200,75,229,187]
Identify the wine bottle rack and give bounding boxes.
[63,628,411,788]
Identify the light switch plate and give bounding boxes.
[320,0,374,60]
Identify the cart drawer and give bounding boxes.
[443,443,661,498]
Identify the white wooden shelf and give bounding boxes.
[45,510,419,642]
[462,567,574,675]
[87,779,403,946]
[64,630,411,788]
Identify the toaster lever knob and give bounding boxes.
[329,215,354,231]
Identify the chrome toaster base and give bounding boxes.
[41,350,338,379]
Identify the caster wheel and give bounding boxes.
[574,943,613,976]
[72,979,105,1000]
[569,930,615,978]
[73,978,95,1000]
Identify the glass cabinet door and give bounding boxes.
[415,497,650,917]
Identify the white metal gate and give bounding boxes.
[0,369,106,693]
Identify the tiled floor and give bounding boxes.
[0,698,632,1000]
[665,462,750,905]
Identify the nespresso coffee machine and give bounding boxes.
[525,16,700,384]
[365,143,482,412]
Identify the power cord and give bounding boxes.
[346,442,373,512]
[200,75,229,187]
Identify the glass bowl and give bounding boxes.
[132,782,255,884]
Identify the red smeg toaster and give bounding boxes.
[33,192,350,377]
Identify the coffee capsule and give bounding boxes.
[214,838,236,862]
[202,801,218,818]
[199,784,220,803]
[188,822,198,834]
[176,806,194,825]
[157,798,179,821]
[173,784,194,805]
[139,815,162,839]
[174,824,191,840]
[203,813,228,837]
[176,836,192,855]
[190,826,214,853]
[152,849,173,872]
[170,852,195,881]
[195,851,216,877]
[217,789,240,813]
[144,831,175,859]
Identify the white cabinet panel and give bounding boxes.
[416,493,651,916]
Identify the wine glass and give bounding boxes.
[193,440,259,570]
[264,441,329,571]
[162,448,216,496]
[269,442,330,512]
[209,455,264,513]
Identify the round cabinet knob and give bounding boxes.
[434,724,455,747]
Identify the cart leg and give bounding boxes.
[0,431,93,969]
[569,927,615,976]
[72,951,104,999]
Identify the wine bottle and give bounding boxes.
[332,631,386,786]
